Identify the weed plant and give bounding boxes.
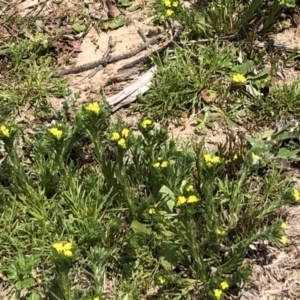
[0,101,299,299]
[1,0,300,299]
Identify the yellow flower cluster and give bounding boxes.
[157,276,166,285]
[232,73,246,83]
[48,127,63,140]
[110,128,130,149]
[52,242,73,257]
[280,236,287,244]
[176,195,198,206]
[0,125,10,137]
[203,154,221,167]
[280,222,287,230]
[164,0,178,7]
[214,280,229,299]
[85,102,101,115]
[215,228,226,236]
[186,184,194,192]
[164,0,178,17]
[220,281,229,290]
[148,208,155,214]
[292,188,300,201]
[141,119,153,129]
[214,289,222,299]
[153,157,168,168]
[166,9,174,16]
[279,221,288,245]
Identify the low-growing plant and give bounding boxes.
[0,34,68,120]
[0,101,298,299]
[156,0,296,37]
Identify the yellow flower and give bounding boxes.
[118,138,126,148]
[212,156,221,164]
[233,153,238,160]
[64,250,73,257]
[158,276,166,284]
[204,154,211,163]
[292,189,300,201]
[48,127,63,140]
[160,161,168,168]
[214,289,222,299]
[251,153,261,164]
[280,222,287,230]
[186,185,194,192]
[172,1,179,7]
[30,269,37,278]
[53,242,64,253]
[64,242,72,251]
[220,281,229,290]
[141,119,152,128]
[85,102,100,114]
[232,73,246,83]
[215,228,226,236]
[177,196,186,206]
[204,154,221,167]
[93,297,100,300]
[153,162,160,168]
[111,132,120,141]
[148,208,155,214]
[187,195,198,203]
[280,235,287,245]
[166,9,174,16]
[164,0,171,6]
[53,242,73,257]
[121,128,130,138]
[0,125,10,137]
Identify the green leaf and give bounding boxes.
[159,256,173,271]
[128,233,147,248]
[26,292,40,300]
[130,220,152,235]
[107,15,126,29]
[246,136,269,149]
[7,264,18,280]
[72,23,86,32]
[118,0,131,7]
[128,4,140,12]
[261,130,274,139]
[159,185,175,211]
[160,242,184,266]
[16,278,34,290]
[248,69,269,81]
[232,61,254,74]
[276,148,300,159]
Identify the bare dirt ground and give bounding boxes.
[6,0,300,299]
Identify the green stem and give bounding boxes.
[204,178,215,230]
[91,131,103,163]
[186,217,206,280]
[58,270,72,300]
[116,148,135,219]
[6,146,30,194]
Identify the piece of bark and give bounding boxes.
[107,66,157,111]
